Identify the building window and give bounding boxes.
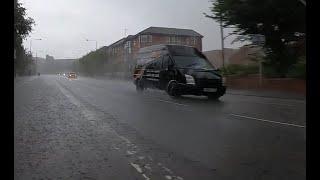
[191,37,196,45]
[124,41,131,54]
[140,35,152,43]
[167,36,181,44]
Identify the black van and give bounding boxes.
[133,44,226,99]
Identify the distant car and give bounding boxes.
[67,72,77,79]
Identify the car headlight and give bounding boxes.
[185,74,195,85]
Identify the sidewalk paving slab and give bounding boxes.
[226,88,306,100]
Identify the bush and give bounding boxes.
[286,56,306,79]
[262,64,282,78]
[221,64,259,76]
[262,56,306,79]
[77,49,108,76]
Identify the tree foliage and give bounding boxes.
[14,0,34,49]
[14,0,35,75]
[75,48,108,76]
[206,0,305,77]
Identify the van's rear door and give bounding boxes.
[159,55,175,90]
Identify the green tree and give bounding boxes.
[205,0,305,77]
[14,0,35,75]
[77,48,108,76]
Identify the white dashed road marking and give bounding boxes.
[230,113,305,128]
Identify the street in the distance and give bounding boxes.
[14,75,305,180]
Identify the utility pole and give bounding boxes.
[35,52,37,75]
[219,15,225,69]
[251,34,265,87]
[29,38,42,55]
[86,39,98,51]
[124,28,128,37]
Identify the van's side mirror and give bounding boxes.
[168,63,174,70]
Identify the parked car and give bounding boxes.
[133,44,226,99]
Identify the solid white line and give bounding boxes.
[142,174,150,180]
[130,163,143,173]
[230,114,305,128]
[156,99,188,106]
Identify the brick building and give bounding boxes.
[105,26,203,74]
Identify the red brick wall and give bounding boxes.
[225,75,306,95]
[135,34,202,51]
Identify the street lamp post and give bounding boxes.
[86,39,98,51]
[29,38,42,55]
[29,38,42,75]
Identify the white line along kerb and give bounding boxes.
[230,114,305,128]
[157,99,188,106]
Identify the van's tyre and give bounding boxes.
[207,93,221,100]
[167,81,180,97]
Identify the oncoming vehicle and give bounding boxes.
[133,44,226,99]
[67,72,77,79]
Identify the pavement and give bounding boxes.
[14,75,306,180]
[226,89,305,100]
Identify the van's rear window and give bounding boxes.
[167,46,198,56]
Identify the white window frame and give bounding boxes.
[168,36,181,44]
[191,37,196,45]
[126,41,132,54]
[140,35,152,43]
[176,36,181,44]
[167,37,171,43]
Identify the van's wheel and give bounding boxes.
[207,93,221,100]
[136,81,145,93]
[167,81,180,97]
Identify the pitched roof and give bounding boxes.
[138,26,203,37]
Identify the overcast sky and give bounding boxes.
[21,0,243,59]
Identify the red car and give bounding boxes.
[67,72,77,79]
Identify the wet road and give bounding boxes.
[14,75,306,180]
